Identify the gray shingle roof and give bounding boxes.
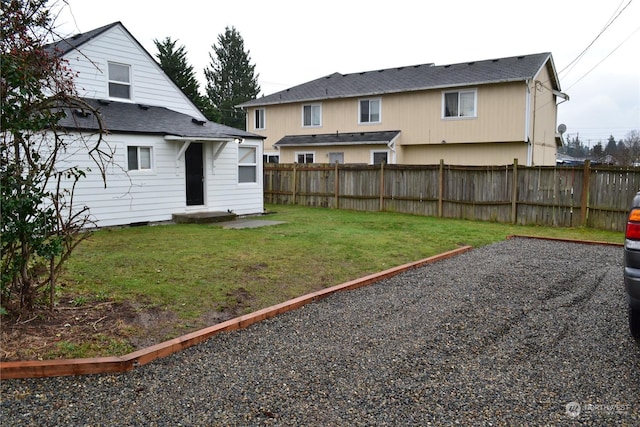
[239,52,556,108]
[274,130,401,147]
[46,22,120,55]
[59,98,261,140]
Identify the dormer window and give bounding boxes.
[108,62,131,99]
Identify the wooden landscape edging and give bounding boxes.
[0,245,473,380]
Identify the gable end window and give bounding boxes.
[443,89,477,118]
[302,104,321,127]
[127,146,152,171]
[254,108,265,130]
[359,98,381,124]
[108,62,131,99]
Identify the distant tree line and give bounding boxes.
[559,130,640,166]
[154,27,260,130]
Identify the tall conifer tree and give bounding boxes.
[154,37,212,118]
[204,26,260,129]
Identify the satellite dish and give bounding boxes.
[558,124,567,135]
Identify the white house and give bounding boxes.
[49,21,264,227]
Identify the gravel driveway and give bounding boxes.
[2,237,639,426]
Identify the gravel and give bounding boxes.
[2,237,639,426]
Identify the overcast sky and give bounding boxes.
[52,0,639,144]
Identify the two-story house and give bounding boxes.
[47,22,264,227]
[239,52,568,167]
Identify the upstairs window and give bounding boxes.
[254,108,265,130]
[108,62,131,99]
[238,146,258,183]
[359,98,381,123]
[443,89,476,118]
[302,104,321,127]
[127,146,152,171]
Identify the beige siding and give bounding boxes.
[249,68,559,166]
[399,143,529,166]
[278,144,390,164]
[528,64,560,165]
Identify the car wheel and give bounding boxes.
[630,306,640,339]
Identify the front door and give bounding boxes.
[185,142,204,206]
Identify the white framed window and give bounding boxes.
[302,104,321,127]
[127,146,152,171]
[238,145,258,183]
[296,152,315,163]
[108,62,131,99]
[443,89,477,118]
[329,152,344,164]
[263,154,279,163]
[371,150,388,165]
[359,98,381,124]
[254,108,265,130]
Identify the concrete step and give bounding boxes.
[172,211,237,224]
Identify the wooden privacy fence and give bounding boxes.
[264,160,640,232]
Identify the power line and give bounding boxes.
[564,26,640,91]
[559,0,634,78]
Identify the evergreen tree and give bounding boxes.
[604,135,617,156]
[204,26,260,129]
[591,142,604,159]
[154,37,212,119]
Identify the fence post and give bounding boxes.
[581,160,591,226]
[438,159,444,217]
[379,161,385,211]
[334,161,339,209]
[511,158,518,224]
[292,163,297,205]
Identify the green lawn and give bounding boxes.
[62,203,623,321]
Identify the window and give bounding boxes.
[296,152,315,163]
[263,154,279,163]
[359,98,381,123]
[372,151,388,165]
[254,108,265,130]
[239,146,258,183]
[329,152,344,164]
[127,146,152,171]
[302,104,321,127]
[108,62,131,99]
[443,89,476,118]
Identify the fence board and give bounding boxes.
[263,162,640,232]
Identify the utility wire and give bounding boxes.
[559,0,634,77]
[565,26,640,91]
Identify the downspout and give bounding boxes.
[525,80,533,166]
[531,80,541,166]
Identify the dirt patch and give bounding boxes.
[0,291,253,361]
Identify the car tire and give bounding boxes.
[630,306,640,339]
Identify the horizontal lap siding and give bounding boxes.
[53,134,263,227]
[66,26,203,119]
[205,141,264,215]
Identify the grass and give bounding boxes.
[62,203,624,322]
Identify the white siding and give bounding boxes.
[54,133,263,227]
[64,25,204,119]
